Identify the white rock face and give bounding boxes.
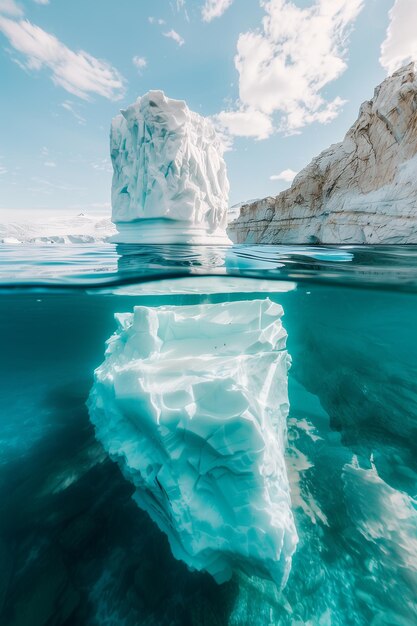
[229,63,417,244]
[111,91,231,244]
[228,199,260,222]
[88,299,297,585]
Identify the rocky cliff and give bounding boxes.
[228,64,417,244]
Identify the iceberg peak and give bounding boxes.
[110,91,231,244]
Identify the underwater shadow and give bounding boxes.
[0,380,238,626]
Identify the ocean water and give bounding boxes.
[1,243,417,626]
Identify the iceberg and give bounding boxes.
[88,298,297,585]
[110,91,231,244]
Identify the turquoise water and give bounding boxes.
[1,244,417,625]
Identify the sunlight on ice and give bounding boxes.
[110,91,232,244]
[88,298,298,585]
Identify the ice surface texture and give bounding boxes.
[110,91,231,244]
[88,299,297,585]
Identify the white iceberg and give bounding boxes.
[88,298,297,585]
[110,91,231,244]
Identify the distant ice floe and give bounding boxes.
[0,214,116,244]
[88,299,298,585]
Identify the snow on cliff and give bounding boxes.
[111,91,231,244]
[88,299,297,586]
[229,63,417,244]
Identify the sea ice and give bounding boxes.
[88,298,298,585]
[110,91,231,244]
[0,214,115,244]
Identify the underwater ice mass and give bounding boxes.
[88,298,298,585]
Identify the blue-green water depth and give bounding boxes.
[0,244,416,626]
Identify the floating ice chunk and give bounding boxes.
[88,298,297,585]
[1,237,22,244]
[110,90,231,244]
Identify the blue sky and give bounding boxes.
[0,0,415,214]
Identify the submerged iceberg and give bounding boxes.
[88,299,297,585]
[110,91,231,244]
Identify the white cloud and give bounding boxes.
[0,16,126,100]
[218,0,364,139]
[132,55,147,72]
[0,0,23,16]
[174,0,189,20]
[34,0,50,5]
[163,29,185,46]
[61,100,86,124]
[44,161,56,167]
[270,168,298,183]
[0,165,7,175]
[380,0,417,75]
[202,0,234,22]
[215,108,273,140]
[149,16,166,25]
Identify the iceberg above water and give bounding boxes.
[110,91,231,244]
[88,299,297,585]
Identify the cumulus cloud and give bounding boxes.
[0,0,23,16]
[202,0,234,22]
[132,55,147,72]
[218,0,364,140]
[0,16,125,100]
[163,29,185,46]
[270,168,298,183]
[380,0,417,75]
[215,108,273,140]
